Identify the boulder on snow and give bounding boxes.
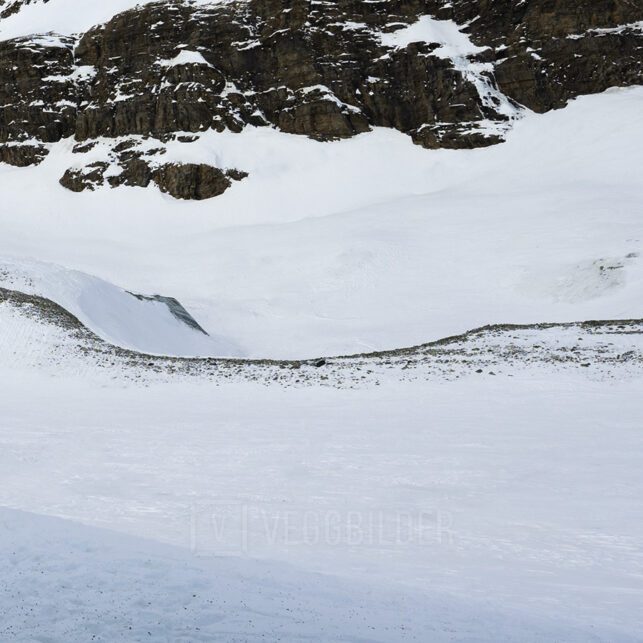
[59,162,109,192]
[152,163,247,200]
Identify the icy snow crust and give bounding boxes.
[5,504,639,642]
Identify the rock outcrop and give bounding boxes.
[0,0,641,198]
[59,144,247,198]
[59,162,110,192]
[153,163,246,200]
[0,142,48,166]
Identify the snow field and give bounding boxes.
[0,88,641,358]
[1,372,642,640]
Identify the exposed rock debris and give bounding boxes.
[1,286,641,388]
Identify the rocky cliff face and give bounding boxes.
[0,0,641,199]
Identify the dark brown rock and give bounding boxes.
[0,143,48,166]
[152,163,245,200]
[442,0,643,111]
[494,28,643,112]
[414,125,504,150]
[108,158,153,189]
[225,168,249,182]
[72,140,99,154]
[59,162,109,192]
[0,34,78,144]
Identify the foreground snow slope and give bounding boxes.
[0,289,641,640]
[1,365,642,641]
[1,87,642,358]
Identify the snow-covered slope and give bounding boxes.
[0,0,223,39]
[1,260,642,640]
[1,363,642,641]
[1,87,641,358]
[0,2,641,638]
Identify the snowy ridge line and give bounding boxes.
[333,318,643,359]
[3,284,643,363]
[567,20,643,40]
[2,285,642,387]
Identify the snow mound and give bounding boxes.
[379,15,488,58]
[0,259,243,357]
[158,48,213,67]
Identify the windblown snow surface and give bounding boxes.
[0,86,642,641]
